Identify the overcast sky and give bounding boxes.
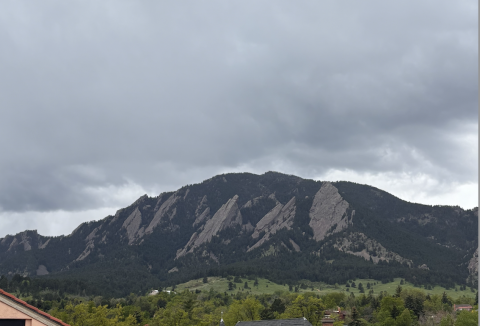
[0,0,477,238]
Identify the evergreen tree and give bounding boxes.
[358,283,364,293]
[441,292,451,306]
[394,285,402,298]
[270,299,286,314]
[260,308,275,320]
[349,307,361,326]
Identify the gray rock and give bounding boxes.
[467,248,478,283]
[36,264,49,276]
[248,197,296,252]
[309,182,351,241]
[289,239,301,252]
[122,207,144,245]
[38,238,50,249]
[333,232,413,266]
[177,195,242,258]
[145,192,180,234]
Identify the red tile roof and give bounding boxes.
[0,288,70,326]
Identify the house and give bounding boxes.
[324,307,345,321]
[233,318,313,326]
[320,317,335,325]
[0,288,70,326]
[453,304,473,312]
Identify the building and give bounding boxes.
[233,318,313,326]
[320,317,335,325]
[324,307,345,321]
[0,288,70,326]
[453,304,473,312]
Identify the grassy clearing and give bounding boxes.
[172,277,476,300]
[174,277,310,296]
[339,278,476,299]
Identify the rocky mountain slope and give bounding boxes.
[0,172,477,296]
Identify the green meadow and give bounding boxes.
[173,277,476,300]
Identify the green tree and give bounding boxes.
[455,310,478,326]
[442,292,452,306]
[358,283,364,294]
[375,297,405,325]
[270,298,286,314]
[260,307,275,320]
[281,294,325,326]
[439,314,454,326]
[152,306,189,326]
[224,298,262,326]
[395,308,413,326]
[394,285,402,298]
[349,307,361,326]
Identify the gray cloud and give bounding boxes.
[0,0,477,219]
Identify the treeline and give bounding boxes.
[1,271,477,325]
[43,285,478,326]
[170,246,473,292]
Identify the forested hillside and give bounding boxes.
[0,172,477,297]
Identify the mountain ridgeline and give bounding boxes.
[0,172,477,296]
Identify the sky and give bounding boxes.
[0,1,477,238]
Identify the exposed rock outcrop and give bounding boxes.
[309,182,352,241]
[2,231,40,252]
[177,195,243,258]
[333,232,413,267]
[122,208,145,245]
[193,196,210,226]
[467,248,478,283]
[36,265,49,276]
[39,238,50,249]
[193,208,210,226]
[74,226,103,262]
[74,241,95,262]
[289,239,301,252]
[145,192,180,234]
[248,197,296,252]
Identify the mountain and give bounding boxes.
[0,172,477,296]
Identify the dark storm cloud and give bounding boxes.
[0,0,477,214]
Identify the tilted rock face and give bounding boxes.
[74,225,103,262]
[248,197,296,252]
[309,182,351,241]
[193,195,210,226]
[75,241,95,262]
[122,207,145,245]
[467,248,478,283]
[39,238,50,249]
[177,195,242,258]
[333,232,413,267]
[0,230,49,253]
[193,208,210,227]
[145,192,180,234]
